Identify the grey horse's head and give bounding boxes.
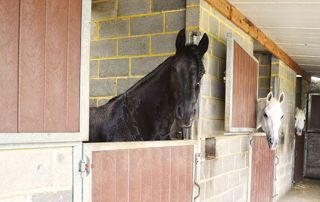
[295,107,306,136]
[261,92,285,150]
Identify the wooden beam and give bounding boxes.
[205,0,305,76]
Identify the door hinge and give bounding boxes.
[79,160,90,177]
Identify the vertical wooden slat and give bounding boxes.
[251,136,275,202]
[186,146,194,202]
[129,149,142,202]
[44,0,69,131]
[67,0,81,131]
[92,151,117,202]
[19,0,45,132]
[141,148,153,202]
[0,0,19,132]
[151,147,171,202]
[232,42,258,129]
[115,150,129,202]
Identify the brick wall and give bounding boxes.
[90,0,186,106]
[0,147,73,201]
[192,1,254,201]
[254,53,271,98]
[270,57,297,198]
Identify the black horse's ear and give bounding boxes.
[176,29,186,52]
[198,33,209,56]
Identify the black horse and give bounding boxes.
[89,29,209,142]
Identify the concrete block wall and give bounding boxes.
[190,1,254,201]
[254,53,271,98]
[90,0,186,106]
[270,57,297,199]
[0,147,73,202]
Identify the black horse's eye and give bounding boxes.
[264,113,268,118]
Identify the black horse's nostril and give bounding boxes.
[176,106,183,119]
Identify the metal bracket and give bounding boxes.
[194,153,201,165]
[79,159,90,177]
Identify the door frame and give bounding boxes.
[0,0,91,144]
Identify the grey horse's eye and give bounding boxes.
[264,113,268,118]
[281,115,284,120]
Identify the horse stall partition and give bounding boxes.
[82,141,196,202]
[305,93,320,178]
[294,133,305,182]
[249,133,275,202]
[225,33,259,133]
[305,133,320,178]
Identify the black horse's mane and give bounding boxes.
[106,44,204,105]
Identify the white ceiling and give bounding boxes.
[229,0,320,76]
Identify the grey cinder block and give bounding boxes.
[152,0,186,12]
[118,36,149,56]
[99,59,129,77]
[100,19,129,38]
[119,0,150,16]
[90,79,116,97]
[165,10,186,32]
[131,15,163,35]
[90,40,117,58]
[151,34,176,54]
[91,1,117,20]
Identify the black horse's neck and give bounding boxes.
[124,56,176,139]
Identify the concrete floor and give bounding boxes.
[278,179,320,202]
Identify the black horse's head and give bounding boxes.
[170,29,209,128]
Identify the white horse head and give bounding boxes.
[257,92,285,150]
[295,107,306,136]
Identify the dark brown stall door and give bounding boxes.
[251,136,275,202]
[308,94,320,132]
[91,146,194,202]
[0,0,81,133]
[305,133,320,178]
[232,42,258,129]
[294,133,305,183]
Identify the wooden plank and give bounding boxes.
[92,151,117,202]
[251,136,275,202]
[67,0,81,131]
[170,146,193,202]
[0,0,19,132]
[44,0,69,131]
[232,42,257,128]
[129,149,143,202]
[205,0,304,76]
[19,0,46,132]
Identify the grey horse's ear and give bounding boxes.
[296,107,299,113]
[279,92,285,104]
[303,108,306,114]
[176,29,186,52]
[266,92,273,103]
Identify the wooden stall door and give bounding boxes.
[251,135,275,202]
[305,133,320,178]
[225,34,259,132]
[294,133,305,183]
[0,0,81,133]
[84,144,195,202]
